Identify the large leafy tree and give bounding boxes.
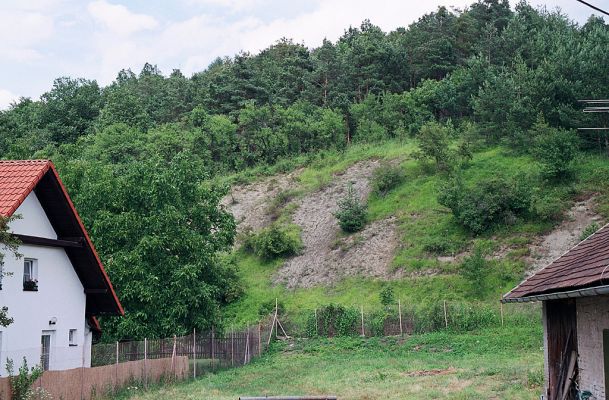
[56,154,239,340]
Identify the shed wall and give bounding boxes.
[576,294,609,399]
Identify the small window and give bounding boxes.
[69,329,77,346]
[23,259,38,291]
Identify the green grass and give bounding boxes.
[219,139,609,330]
[118,324,544,400]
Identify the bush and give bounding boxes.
[6,357,43,400]
[245,223,302,259]
[306,304,359,337]
[334,184,367,233]
[379,286,395,307]
[530,119,579,179]
[414,121,453,171]
[460,244,491,298]
[438,175,532,234]
[580,222,600,241]
[372,163,404,197]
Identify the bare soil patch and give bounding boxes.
[526,195,603,275]
[221,169,302,235]
[274,160,402,288]
[405,367,458,377]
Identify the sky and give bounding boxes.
[0,0,605,109]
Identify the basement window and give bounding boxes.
[23,259,38,291]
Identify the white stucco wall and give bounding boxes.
[0,192,91,376]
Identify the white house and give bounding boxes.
[0,160,123,376]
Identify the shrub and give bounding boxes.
[460,244,491,298]
[414,121,453,171]
[530,119,579,179]
[372,163,404,197]
[306,304,359,337]
[379,286,395,307]
[245,223,302,259]
[6,357,43,400]
[258,299,285,317]
[334,184,367,233]
[580,222,600,241]
[438,175,532,234]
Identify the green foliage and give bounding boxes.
[580,222,600,241]
[307,304,359,337]
[438,175,532,234]
[460,244,491,298]
[379,286,395,307]
[334,184,367,233]
[245,224,302,260]
[6,357,43,400]
[530,119,579,179]
[371,163,404,197]
[414,121,453,171]
[58,153,239,340]
[0,215,21,327]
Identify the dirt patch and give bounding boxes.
[273,160,402,288]
[405,367,458,377]
[527,196,603,275]
[221,169,302,235]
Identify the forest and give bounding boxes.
[1,0,608,341]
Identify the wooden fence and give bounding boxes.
[0,356,188,400]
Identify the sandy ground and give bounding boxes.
[221,169,302,236]
[526,196,602,275]
[273,160,401,288]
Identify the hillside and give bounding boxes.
[1,1,608,341]
[218,139,608,327]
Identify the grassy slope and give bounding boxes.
[121,325,544,400]
[223,140,609,326]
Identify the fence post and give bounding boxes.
[115,341,119,393]
[171,335,177,380]
[443,300,448,329]
[211,326,215,369]
[193,328,197,379]
[258,321,262,357]
[244,327,250,365]
[144,338,148,389]
[398,299,403,336]
[231,327,234,366]
[500,297,504,327]
[360,305,365,337]
[314,308,318,337]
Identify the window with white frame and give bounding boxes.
[23,259,38,291]
[69,329,77,346]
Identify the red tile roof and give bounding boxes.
[0,160,51,217]
[504,223,609,301]
[0,159,123,317]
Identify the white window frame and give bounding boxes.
[23,258,38,290]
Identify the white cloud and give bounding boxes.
[0,10,54,62]
[87,0,159,36]
[0,89,19,110]
[184,0,265,12]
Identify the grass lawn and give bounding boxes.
[118,325,544,400]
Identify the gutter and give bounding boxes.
[501,284,609,303]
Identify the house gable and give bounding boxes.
[10,192,58,239]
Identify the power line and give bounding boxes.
[576,0,609,17]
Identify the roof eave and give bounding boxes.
[502,283,609,303]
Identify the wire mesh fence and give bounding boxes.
[284,299,540,338]
[92,317,274,377]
